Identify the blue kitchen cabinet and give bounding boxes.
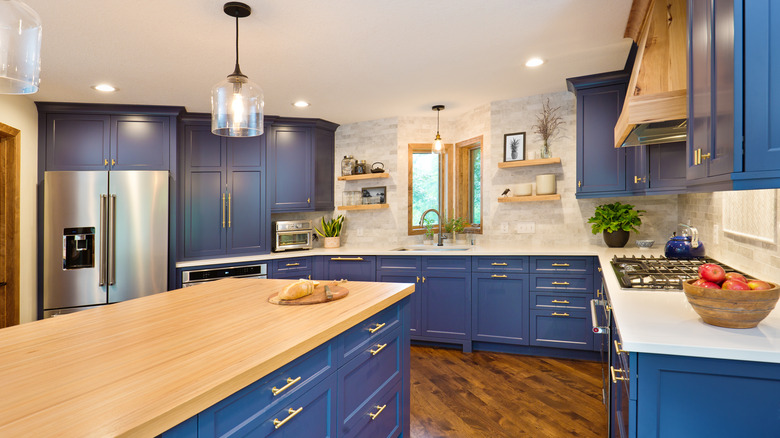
[627,143,687,195]
[471,273,528,345]
[377,256,422,336]
[530,309,594,351]
[267,119,337,213]
[179,117,269,260]
[420,257,472,352]
[270,257,313,280]
[323,255,376,282]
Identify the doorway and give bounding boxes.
[0,122,21,328]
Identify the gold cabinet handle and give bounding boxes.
[111,158,116,166]
[368,322,386,333]
[330,257,364,261]
[551,281,570,285]
[422,276,425,283]
[369,404,387,420]
[221,193,226,228]
[286,262,300,267]
[491,262,508,266]
[610,366,628,383]
[227,193,232,228]
[552,312,570,317]
[597,267,602,272]
[308,274,311,280]
[307,197,311,203]
[104,159,108,166]
[614,340,625,355]
[273,407,303,429]
[551,263,570,267]
[416,276,420,283]
[370,343,388,356]
[491,274,508,278]
[271,376,301,396]
[551,299,570,304]
[701,152,711,161]
[578,180,582,188]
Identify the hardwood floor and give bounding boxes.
[410,346,607,438]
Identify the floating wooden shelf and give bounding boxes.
[497,157,561,169]
[337,173,389,181]
[337,204,390,211]
[497,194,561,203]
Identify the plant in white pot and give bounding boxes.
[316,215,344,248]
[587,202,645,248]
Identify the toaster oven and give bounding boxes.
[273,220,314,252]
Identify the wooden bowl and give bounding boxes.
[682,279,780,329]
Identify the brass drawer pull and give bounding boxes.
[273,407,303,429]
[610,366,628,383]
[271,376,301,396]
[370,343,388,356]
[552,312,570,317]
[422,276,426,283]
[551,263,570,267]
[368,322,386,334]
[614,340,625,354]
[369,404,387,420]
[416,276,420,283]
[331,257,364,261]
[286,262,300,267]
[551,281,570,286]
[491,262,508,266]
[551,299,570,304]
[491,274,507,278]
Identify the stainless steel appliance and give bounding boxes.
[609,255,745,291]
[43,171,169,317]
[181,263,267,287]
[273,220,313,252]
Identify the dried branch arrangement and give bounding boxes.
[532,98,564,143]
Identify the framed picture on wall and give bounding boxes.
[361,186,386,204]
[503,132,526,162]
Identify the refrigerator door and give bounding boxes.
[44,171,108,310]
[108,171,169,303]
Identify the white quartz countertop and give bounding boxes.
[177,244,780,364]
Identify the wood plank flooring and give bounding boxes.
[410,346,607,437]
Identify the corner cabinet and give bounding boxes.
[268,118,338,213]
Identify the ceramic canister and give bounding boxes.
[536,174,556,195]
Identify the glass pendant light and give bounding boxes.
[211,2,263,137]
[0,0,42,94]
[431,105,445,154]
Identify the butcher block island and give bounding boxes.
[0,279,414,437]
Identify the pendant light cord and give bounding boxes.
[230,14,245,77]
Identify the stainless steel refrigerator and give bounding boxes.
[43,171,168,317]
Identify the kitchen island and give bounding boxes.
[0,278,414,437]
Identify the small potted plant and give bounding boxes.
[587,202,645,248]
[315,215,345,248]
[449,217,467,244]
[423,218,435,245]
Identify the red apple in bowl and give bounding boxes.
[748,280,773,290]
[722,279,751,291]
[698,263,726,284]
[692,278,709,287]
[724,272,748,283]
[698,281,722,289]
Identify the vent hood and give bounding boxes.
[614,0,688,148]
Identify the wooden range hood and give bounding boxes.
[614,0,688,148]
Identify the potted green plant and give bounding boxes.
[587,202,645,248]
[315,215,345,248]
[423,218,435,245]
[449,217,467,243]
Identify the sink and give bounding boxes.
[391,246,471,251]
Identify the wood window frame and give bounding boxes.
[455,136,483,234]
[407,143,454,235]
[0,122,21,327]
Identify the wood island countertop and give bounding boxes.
[0,279,415,437]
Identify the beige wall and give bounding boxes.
[0,95,38,323]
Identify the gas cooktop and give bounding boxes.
[610,255,746,291]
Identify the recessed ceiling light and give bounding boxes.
[92,84,117,92]
[525,57,545,68]
[293,101,310,108]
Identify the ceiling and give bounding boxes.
[24,0,633,125]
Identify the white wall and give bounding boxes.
[0,95,38,323]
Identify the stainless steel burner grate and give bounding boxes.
[610,255,745,290]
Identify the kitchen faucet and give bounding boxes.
[420,209,445,246]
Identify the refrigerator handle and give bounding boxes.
[99,194,107,286]
[108,194,117,285]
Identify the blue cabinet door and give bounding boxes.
[44,113,111,170]
[647,143,687,191]
[226,135,268,254]
[626,145,648,193]
[269,125,313,212]
[420,271,471,340]
[111,115,170,170]
[377,271,421,336]
[471,273,528,345]
[530,309,594,350]
[182,123,227,259]
[324,256,376,282]
[313,126,335,211]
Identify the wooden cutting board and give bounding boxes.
[268,282,349,305]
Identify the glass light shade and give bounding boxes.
[432,133,443,154]
[0,0,42,94]
[211,74,264,137]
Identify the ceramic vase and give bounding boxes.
[324,236,340,248]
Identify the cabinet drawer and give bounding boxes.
[530,309,594,351]
[343,381,402,438]
[325,255,376,281]
[422,256,470,272]
[338,327,403,433]
[273,257,311,273]
[531,292,590,309]
[377,255,421,271]
[530,274,593,293]
[197,340,336,436]
[471,256,529,273]
[530,256,594,273]
[343,302,401,363]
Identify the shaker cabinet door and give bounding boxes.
[45,114,111,170]
[269,125,313,212]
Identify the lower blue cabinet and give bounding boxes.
[471,273,528,345]
[420,272,471,342]
[270,257,312,280]
[322,256,376,282]
[377,271,421,336]
[530,309,593,350]
[342,381,402,438]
